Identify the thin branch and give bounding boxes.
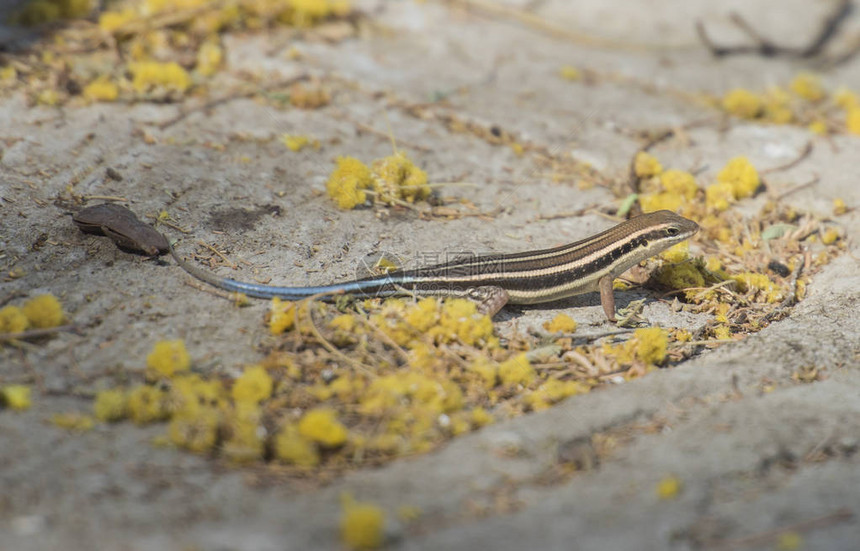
[760,141,813,175]
[0,324,82,342]
[697,0,855,60]
[705,508,853,549]
[158,73,311,129]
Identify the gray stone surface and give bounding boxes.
[1,1,859,549]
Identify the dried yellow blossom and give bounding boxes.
[83,77,119,102]
[639,192,683,213]
[1,385,32,411]
[232,365,273,404]
[808,119,828,135]
[722,89,762,119]
[429,299,494,346]
[655,262,705,291]
[404,297,439,332]
[469,358,497,389]
[789,72,825,101]
[660,169,698,199]
[716,157,760,199]
[281,134,316,152]
[559,65,581,81]
[51,413,95,431]
[634,327,667,366]
[705,181,734,211]
[284,0,351,26]
[21,294,64,329]
[371,152,430,205]
[340,494,385,550]
[543,313,577,333]
[127,385,170,424]
[298,408,348,447]
[526,378,586,411]
[130,61,191,94]
[93,388,127,422]
[326,156,373,209]
[498,353,534,386]
[776,532,803,551]
[846,107,860,135]
[222,403,264,463]
[168,407,220,453]
[656,475,682,499]
[731,272,782,302]
[274,423,320,467]
[833,87,859,110]
[714,325,732,340]
[0,306,30,334]
[833,198,847,215]
[761,87,793,123]
[99,8,136,32]
[634,151,663,178]
[269,297,297,334]
[0,65,16,82]
[196,41,223,76]
[146,339,191,378]
[821,228,840,245]
[660,241,689,263]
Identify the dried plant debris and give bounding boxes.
[717,73,860,135]
[1,0,357,106]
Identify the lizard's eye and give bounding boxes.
[666,227,680,236]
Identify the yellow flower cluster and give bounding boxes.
[634,151,663,178]
[559,65,581,81]
[602,328,668,370]
[326,153,431,210]
[639,169,699,213]
[634,152,701,215]
[146,339,191,379]
[0,294,65,335]
[524,378,586,411]
[369,298,496,349]
[326,156,374,209]
[542,313,577,333]
[130,61,192,94]
[705,157,760,211]
[731,272,783,303]
[340,494,385,550]
[720,73,860,135]
[281,134,319,152]
[83,77,119,102]
[1,385,32,411]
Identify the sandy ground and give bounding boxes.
[2,1,860,549]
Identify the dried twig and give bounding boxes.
[760,141,814,175]
[158,73,311,129]
[197,240,238,269]
[775,175,820,201]
[0,292,27,308]
[705,507,853,549]
[536,204,600,221]
[0,324,82,342]
[761,253,806,324]
[697,0,855,60]
[303,303,376,377]
[331,111,432,152]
